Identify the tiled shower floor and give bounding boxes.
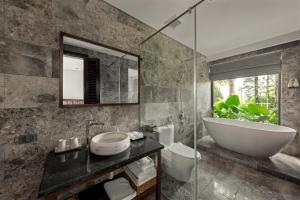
[159,150,300,200]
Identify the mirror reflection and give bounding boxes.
[61,33,139,106]
[63,53,85,105]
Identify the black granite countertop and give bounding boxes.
[38,136,163,197]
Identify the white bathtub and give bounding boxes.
[203,117,297,158]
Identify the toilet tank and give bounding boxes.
[155,124,174,146]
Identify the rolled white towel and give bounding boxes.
[128,131,144,140]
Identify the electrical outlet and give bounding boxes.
[18,134,37,144]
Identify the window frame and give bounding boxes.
[211,73,281,125]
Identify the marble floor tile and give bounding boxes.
[236,181,273,200]
[196,165,244,200]
[160,150,300,200]
[143,191,168,200]
[198,136,300,184]
[161,171,193,200]
[266,178,300,200]
[197,181,233,200]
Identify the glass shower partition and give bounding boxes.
[139,6,207,199]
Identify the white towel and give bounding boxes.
[104,177,136,200]
[132,156,154,171]
[136,157,153,168]
[127,163,155,179]
[128,131,144,140]
[124,167,156,186]
[122,193,136,200]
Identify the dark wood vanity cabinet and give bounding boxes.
[38,138,163,200]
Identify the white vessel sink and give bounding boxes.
[90,132,130,156]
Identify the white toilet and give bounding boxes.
[155,124,201,182]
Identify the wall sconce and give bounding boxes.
[288,78,299,88]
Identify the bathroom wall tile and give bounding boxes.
[0,73,3,108]
[141,86,153,103]
[0,151,46,200]
[140,43,210,146]
[152,87,171,103]
[52,0,139,51]
[281,44,300,156]
[141,34,194,63]
[4,74,58,108]
[110,105,140,131]
[108,20,144,53]
[0,38,53,77]
[53,0,106,44]
[52,49,60,78]
[143,103,171,121]
[5,0,57,48]
[0,0,4,37]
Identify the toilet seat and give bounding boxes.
[167,142,201,159]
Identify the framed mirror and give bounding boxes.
[59,32,140,107]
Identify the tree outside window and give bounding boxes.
[212,74,279,124]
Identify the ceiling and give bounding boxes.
[105,0,300,61]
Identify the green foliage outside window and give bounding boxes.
[213,95,279,124]
[212,75,279,124]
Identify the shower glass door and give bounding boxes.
[139,7,205,199]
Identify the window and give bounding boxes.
[212,74,280,124]
[210,52,281,124]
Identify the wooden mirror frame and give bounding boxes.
[59,32,141,108]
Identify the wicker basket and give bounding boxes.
[66,195,79,200]
[124,173,157,195]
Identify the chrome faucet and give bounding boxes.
[86,120,104,150]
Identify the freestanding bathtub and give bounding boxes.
[203,117,297,158]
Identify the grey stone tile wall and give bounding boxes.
[281,44,300,156]
[209,41,300,157]
[0,1,209,200]
[4,74,59,108]
[0,0,4,37]
[140,38,211,145]
[5,0,56,47]
[0,38,53,77]
[0,73,4,108]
